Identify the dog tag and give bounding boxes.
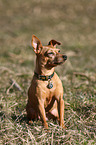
[47,79,53,89]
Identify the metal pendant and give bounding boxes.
[47,79,53,89]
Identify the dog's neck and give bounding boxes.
[35,66,54,76]
[35,57,54,76]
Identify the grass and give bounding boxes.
[0,0,96,144]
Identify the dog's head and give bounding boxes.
[32,35,67,69]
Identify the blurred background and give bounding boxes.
[0,0,96,144]
[0,0,96,73]
[0,0,96,92]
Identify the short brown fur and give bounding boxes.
[26,35,67,129]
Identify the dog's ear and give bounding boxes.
[48,40,61,47]
[32,35,43,54]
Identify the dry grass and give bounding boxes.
[0,0,96,144]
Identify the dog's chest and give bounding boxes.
[44,89,55,107]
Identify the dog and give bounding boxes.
[26,35,67,129]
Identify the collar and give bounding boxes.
[34,72,54,81]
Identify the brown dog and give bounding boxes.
[26,35,67,129]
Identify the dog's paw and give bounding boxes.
[62,125,67,129]
[60,123,67,129]
[43,123,48,129]
[29,120,33,124]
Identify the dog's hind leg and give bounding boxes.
[26,103,38,120]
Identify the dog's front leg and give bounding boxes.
[57,96,66,129]
[38,100,48,129]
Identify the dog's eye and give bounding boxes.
[44,52,54,57]
[48,52,54,55]
[48,52,54,57]
[58,50,60,53]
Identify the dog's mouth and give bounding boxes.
[47,55,67,67]
[48,61,63,67]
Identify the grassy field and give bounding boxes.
[0,0,96,144]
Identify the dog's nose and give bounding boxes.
[63,55,67,60]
